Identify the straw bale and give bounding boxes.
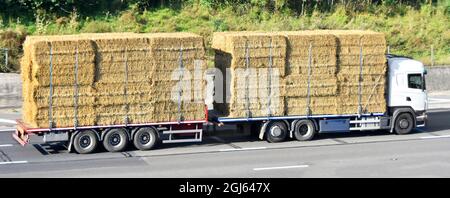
[337,74,386,83]
[339,55,386,65]
[30,39,96,56]
[287,64,336,75]
[285,96,338,115]
[212,32,287,54]
[231,57,285,69]
[338,45,386,55]
[33,106,96,122]
[150,49,205,61]
[33,96,95,108]
[32,116,96,128]
[280,31,338,47]
[288,46,337,57]
[317,30,386,46]
[285,75,337,97]
[30,85,95,98]
[338,65,387,75]
[338,83,386,95]
[31,70,95,86]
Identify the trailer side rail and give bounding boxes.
[217,112,386,123]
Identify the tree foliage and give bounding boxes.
[0,0,446,22]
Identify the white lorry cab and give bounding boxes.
[387,54,428,134]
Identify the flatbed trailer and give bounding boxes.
[13,108,207,154]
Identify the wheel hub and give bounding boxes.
[139,133,150,144]
[270,126,282,137]
[299,125,309,136]
[399,119,409,129]
[80,136,91,148]
[109,133,121,146]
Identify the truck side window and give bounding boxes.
[408,74,423,89]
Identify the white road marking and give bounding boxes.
[220,147,267,152]
[428,98,450,102]
[0,144,13,147]
[0,119,16,124]
[0,161,28,165]
[420,135,450,139]
[0,128,15,132]
[253,165,309,171]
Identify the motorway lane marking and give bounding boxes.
[0,161,28,165]
[253,165,309,171]
[0,128,15,132]
[220,147,267,152]
[428,98,450,102]
[0,119,16,124]
[0,144,13,147]
[420,135,450,139]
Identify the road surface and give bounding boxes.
[0,107,449,177]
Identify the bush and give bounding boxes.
[0,28,27,72]
[81,20,113,33]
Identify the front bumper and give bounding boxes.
[416,112,427,128]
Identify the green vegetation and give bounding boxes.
[0,0,449,72]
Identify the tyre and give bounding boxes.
[73,130,98,154]
[266,121,288,143]
[103,128,129,152]
[394,113,414,135]
[294,119,316,141]
[133,127,158,151]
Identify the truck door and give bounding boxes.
[404,73,427,112]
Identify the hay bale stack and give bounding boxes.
[328,30,387,114]
[281,31,339,115]
[21,33,206,128]
[212,30,387,118]
[22,36,96,128]
[212,32,287,117]
[144,33,206,123]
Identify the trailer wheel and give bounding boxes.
[394,113,414,135]
[266,121,288,143]
[103,128,129,152]
[73,130,98,154]
[294,119,316,141]
[133,127,158,151]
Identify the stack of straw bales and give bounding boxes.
[21,36,96,127]
[212,30,387,118]
[329,30,387,114]
[212,32,287,118]
[281,31,339,115]
[22,33,206,128]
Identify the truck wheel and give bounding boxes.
[266,121,288,143]
[133,127,158,151]
[103,128,129,152]
[294,119,316,141]
[73,130,98,154]
[394,113,414,135]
